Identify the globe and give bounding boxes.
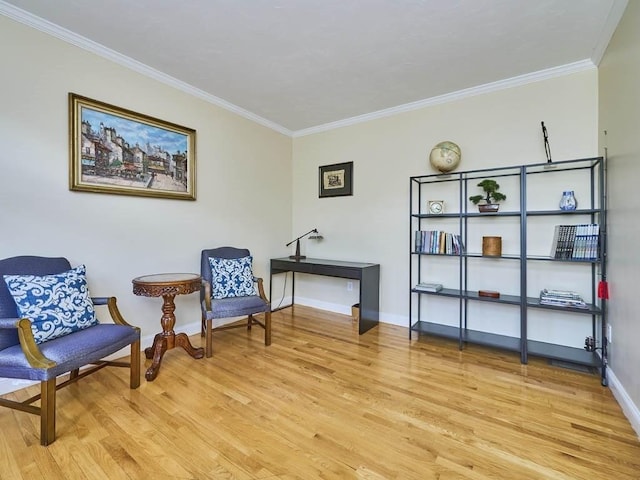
[429,141,461,173]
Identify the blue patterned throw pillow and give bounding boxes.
[3,264,99,344]
[208,256,257,299]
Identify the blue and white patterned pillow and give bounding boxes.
[3,264,99,344]
[208,256,257,299]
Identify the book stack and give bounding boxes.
[549,224,599,260]
[414,230,464,255]
[414,282,443,292]
[539,289,588,308]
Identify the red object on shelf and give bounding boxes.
[478,290,500,298]
[598,281,609,299]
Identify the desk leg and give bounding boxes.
[269,271,297,313]
[144,293,204,381]
[359,265,380,334]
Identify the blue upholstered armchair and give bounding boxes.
[0,256,140,445]
[200,247,271,357]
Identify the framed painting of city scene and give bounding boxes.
[319,161,353,198]
[69,93,196,200]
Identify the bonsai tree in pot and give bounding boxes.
[469,179,507,212]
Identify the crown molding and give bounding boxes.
[591,0,628,66]
[0,1,293,137]
[293,60,596,137]
[1,0,606,139]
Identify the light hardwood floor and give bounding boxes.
[1,305,638,479]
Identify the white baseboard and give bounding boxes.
[292,296,406,327]
[607,367,640,439]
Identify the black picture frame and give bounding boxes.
[319,161,353,198]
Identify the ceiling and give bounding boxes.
[0,0,627,136]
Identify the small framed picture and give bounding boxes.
[319,161,353,198]
[428,200,445,214]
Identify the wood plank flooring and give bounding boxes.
[0,305,638,479]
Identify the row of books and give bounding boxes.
[414,230,464,255]
[549,224,599,260]
[539,288,588,308]
[414,282,443,292]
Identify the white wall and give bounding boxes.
[599,0,640,436]
[289,71,599,332]
[0,14,292,390]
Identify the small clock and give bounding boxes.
[428,200,444,215]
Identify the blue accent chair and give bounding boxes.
[0,256,140,445]
[200,247,271,357]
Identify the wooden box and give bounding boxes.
[482,236,502,256]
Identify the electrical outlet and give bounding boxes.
[607,324,612,344]
[347,281,353,291]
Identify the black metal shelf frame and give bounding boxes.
[409,156,607,385]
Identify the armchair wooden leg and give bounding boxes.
[201,313,206,338]
[206,318,213,358]
[40,378,56,446]
[247,315,253,330]
[265,311,272,346]
[130,340,141,389]
[70,369,79,380]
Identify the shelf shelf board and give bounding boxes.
[411,212,462,219]
[411,287,462,298]
[526,208,601,216]
[412,252,521,260]
[526,297,601,315]
[462,211,521,218]
[412,251,462,256]
[411,322,600,367]
[411,288,522,305]
[527,340,600,367]
[463,329,521,352]
[526,255,599,263]
[410,321,459,340]
[411,321,520,352]
[465,253,520,260]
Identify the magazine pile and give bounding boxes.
[539,289,588,309]
[414,282,443,293]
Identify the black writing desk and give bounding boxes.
[269,257,380,334]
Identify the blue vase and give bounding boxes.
[559,191,577,211]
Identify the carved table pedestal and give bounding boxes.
[132,273,204,381]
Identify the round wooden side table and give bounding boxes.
[132,273,204,381]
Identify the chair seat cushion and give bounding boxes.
[204,295,268,320]
[208,256,257,299]
[0,324,139,381]
[3,265,99,344]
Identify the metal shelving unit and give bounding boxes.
[409,157,607,385]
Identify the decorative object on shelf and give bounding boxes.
[427,200,444,214]
[541,121,552,163]
[429,141,461,173]
[469,179,506,212]
[559,190,578,210]
[69,93,196,201]
[539,289,587,309]
[482,236,502,256]
[414,282,443,292]
[549,224,599,260]
[478,290,500,298]
[286,228,323,260]
[319,162,353,198]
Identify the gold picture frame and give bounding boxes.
[69,93,196,200]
